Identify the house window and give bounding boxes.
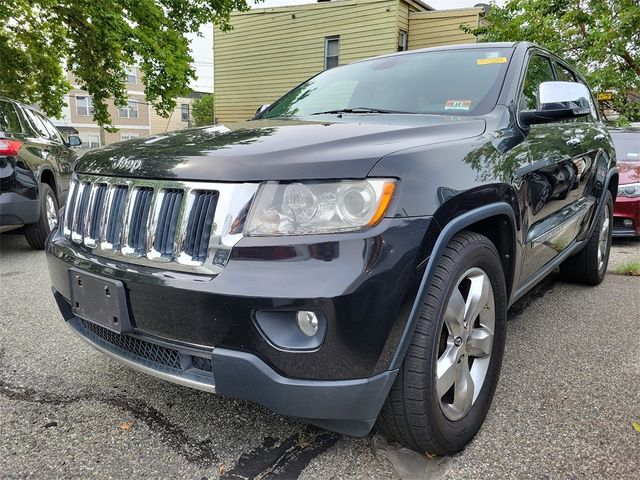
[118,100,139,119]
[398,30,408,52]
[80,133,101,149]
[181,104,190,122]
[125,66,137,84]
[76,96,94,116]
[324,36,340,70]
[120,133,139,142]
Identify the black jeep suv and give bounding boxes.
[46,43,617,454]
[0,97,80,248]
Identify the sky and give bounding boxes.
[188,0,507,92]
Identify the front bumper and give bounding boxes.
[47,216,435,434]
[613,195,640,238]
[53,291,395,435]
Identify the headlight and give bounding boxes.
[245,179,396,236]
[618,183,640,198]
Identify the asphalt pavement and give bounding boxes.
[1,231,638,479]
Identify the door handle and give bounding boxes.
[594,133,606,141]
[566,138,581,147]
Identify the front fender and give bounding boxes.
[388,202,518,371]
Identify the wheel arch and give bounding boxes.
[389,201,518,371]
[38,167,58,197]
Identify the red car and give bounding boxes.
[612,128,640,238]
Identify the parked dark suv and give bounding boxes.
[46,42,617,454]
[0,97,80,248]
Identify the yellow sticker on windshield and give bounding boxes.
[477,57,508,65]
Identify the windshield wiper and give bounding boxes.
[310,107,413,115]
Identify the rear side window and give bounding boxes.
[37,112,63,143]
[521,54,555,110]
[22,108,50,138]
[0,100,24,134]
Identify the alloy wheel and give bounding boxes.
[436,267,495,421]
[597,207,610,271]
[46,193,58,230]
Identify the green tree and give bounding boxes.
[0,0,249,127]
[191,93,215,126]
[465,0,640,123]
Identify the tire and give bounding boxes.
[560,191,613,286]
[24,183,59,250]
[377,231,507,455]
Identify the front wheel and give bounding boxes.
[560,191,613,285]
[377,231,507,454]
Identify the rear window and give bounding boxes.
[0,100,24,134]
[612,132,640,162]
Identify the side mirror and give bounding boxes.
[67,135,82,147]
[254,104,271,119]
[520,81,593,127]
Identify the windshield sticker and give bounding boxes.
[445,100,472,111]
[477,57,508,65]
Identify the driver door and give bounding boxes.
[516,53,587,283]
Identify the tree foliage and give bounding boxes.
[191,93,215,126]
[466,0,640,123]
[1,0,249,127]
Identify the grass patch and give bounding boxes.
[615,259,640,276]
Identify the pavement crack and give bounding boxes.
[0,379,218,466]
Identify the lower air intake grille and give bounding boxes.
[81,320,182,370]
[191,356,213,371]
[184,191,218,263]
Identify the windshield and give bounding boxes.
[262,48,513,119]
[612,132,640,162]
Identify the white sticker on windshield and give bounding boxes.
[445,100,472,111]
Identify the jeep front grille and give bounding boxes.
[63,175,259,273]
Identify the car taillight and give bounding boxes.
[0,139,23,156]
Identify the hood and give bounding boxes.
[75,116,486,182]
[619,161,640,185]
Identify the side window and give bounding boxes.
[0,100,24,133]
[555,63,576,82]
[521,54,555,110]
[23,108,50,138]
[578,79,599,121]
[37,113,64,143]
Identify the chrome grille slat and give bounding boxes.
[183,191,219,263]
[122,187,153,257]
[84,183,107,248]
[104,185,128,249]
[71,182,91,243]
[63,180,78,237]
[63,174,259,274]
[150,189,184,260]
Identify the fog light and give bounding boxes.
[624,219,634,228]
[296,311,319,337]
